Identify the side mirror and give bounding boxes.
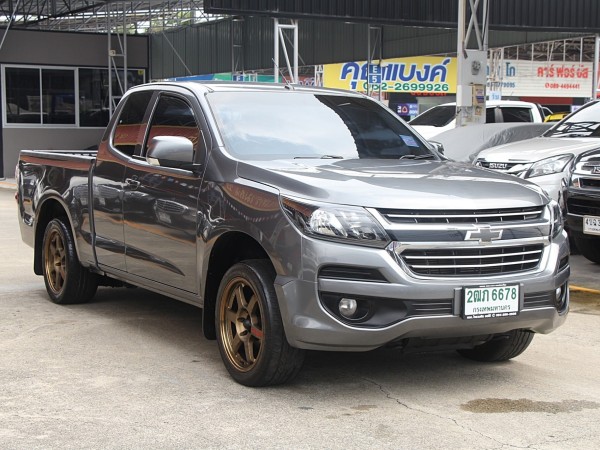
[429,141,445,155]
[146,136,196,170]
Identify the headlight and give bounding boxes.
[281,197,390,248]
[525,155,573,178]
[548,199,563,238]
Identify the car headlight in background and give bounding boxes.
[281,197,390,248]
[525,155,573,178]
[548,199,564,238]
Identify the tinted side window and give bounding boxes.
[113,91,153,156]
[501,107,533,123]
[145,96,201,157]
[485,108,497,123]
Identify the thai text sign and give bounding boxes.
[323,57,457,94]
[488,60,593,98]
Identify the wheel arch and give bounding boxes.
[202,231,272,340]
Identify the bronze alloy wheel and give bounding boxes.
[44,226,67,296]
[41,218,98,304]
[219,277,265,372]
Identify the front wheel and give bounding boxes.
[216,260,305,386]
[571,234,600,264]
[42,218,98,304]
[458,330,534,362]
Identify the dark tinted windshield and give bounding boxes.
[207,91,434,161]
[544,101,600,138]
[409,105,456,127]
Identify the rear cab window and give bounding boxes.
[112,91,154,156]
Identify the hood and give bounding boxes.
[477,136,600,162]
[237,159,547,210]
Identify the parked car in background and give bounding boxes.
[432,122,551,162]
[475,100,600,208]
[409,100,545,140]
[544,112,570,123]
[566,149,600,262]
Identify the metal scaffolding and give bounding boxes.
[0,0,221,33]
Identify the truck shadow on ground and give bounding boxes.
[61,285,543,392]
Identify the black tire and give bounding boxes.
[457,330,534,362]
[215,260,305,386]
[42,218,98,304]
[572,234,600,264]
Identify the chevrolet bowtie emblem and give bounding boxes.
[465,226,503,244]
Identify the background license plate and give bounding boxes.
[583,216,600,235]
[463,284,519,319]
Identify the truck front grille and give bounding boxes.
[400,244,544,277]
[155,199,187,214]
[567,197,600,216]
[378,207,543,224]
[579,178,600,189]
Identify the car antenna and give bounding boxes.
[272,58,295,90]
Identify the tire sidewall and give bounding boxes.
[42,219,71,303]
[215,261,285,386]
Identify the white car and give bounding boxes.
[410,100,545,140]
[474,100,600,207]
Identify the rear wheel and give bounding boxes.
[458,330,534,362]
[42,218,98,304]
[216,260,305,386]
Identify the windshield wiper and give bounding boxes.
[398,154,436,160]
[294,155,344,159]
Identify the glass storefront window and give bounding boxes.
[5,67,41,124]
[79,68,146,127]
[42,69,76,125]
[4,65,145,127]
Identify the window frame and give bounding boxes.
[141,92,204,160]
[2,64,146,129]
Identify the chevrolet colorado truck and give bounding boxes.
[17,81,570,386]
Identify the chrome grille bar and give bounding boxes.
[379,207,544,224]
[399,244,544,277]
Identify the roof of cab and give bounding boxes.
[129,80,362,97]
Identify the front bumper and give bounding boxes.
[274,232,570,352]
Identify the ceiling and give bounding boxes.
[0,0,219,33]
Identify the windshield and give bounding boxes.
[207,91,434,161]
[544,101,600,138]
[409,105,456,127]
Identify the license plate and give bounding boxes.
[463,284,520,319]
[583,216,600,235]
[157,211,171,224]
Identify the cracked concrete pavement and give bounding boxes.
[1,189,600,449]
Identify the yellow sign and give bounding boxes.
[323,56,457,94]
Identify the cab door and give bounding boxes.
[122,93,205,293]
[92,90,154,272]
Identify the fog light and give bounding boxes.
[339,298,358,318]
[555,287,562,300]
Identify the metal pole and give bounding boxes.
[293,20,298,83]
[456,0,466,127]
[594,34,600,100]
[367,24,371,96]
[273,18,279,82]
[108,4,113,117]
[123,2,128,92]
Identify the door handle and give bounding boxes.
[125,177,140,189]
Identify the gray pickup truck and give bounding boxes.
[17,81,569,386]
